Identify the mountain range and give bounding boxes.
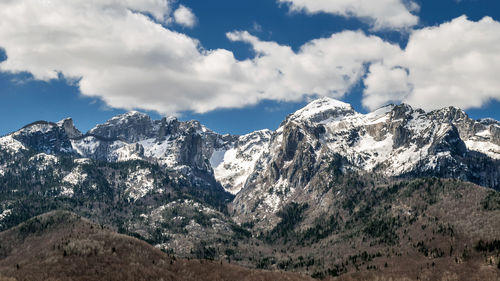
[0,97,499,280]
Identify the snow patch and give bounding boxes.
[71,136,101,156]
[210,148,227,168]
[74,158,92,165]
[212,131,271,195]
[125,168,155,201]
[29,153,58,171]
[111,143,143,162]
[476,130,491,137]
[0,135,26,153]
[139,138,179,167]
[465,140,500,159]
[0,209,11,224]
[63,166,88,185]
[59,186,75,197]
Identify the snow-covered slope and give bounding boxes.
[210,130,272,194]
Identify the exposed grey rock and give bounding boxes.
[89,111,155,143]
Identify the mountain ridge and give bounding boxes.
[2,97,498,197]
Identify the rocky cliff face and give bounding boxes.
[88,111,156,143]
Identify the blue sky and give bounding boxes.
[0,0,500,135]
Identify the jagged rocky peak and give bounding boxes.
[288,97,356,123]
[57,118,82,139]
[432,106,468,121]
[232,98,500,229]
[480,117,500,126]
[89,111,155,143]
[388,103,416,120]
[156,116,180,142]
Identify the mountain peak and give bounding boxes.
[56,118,82,139]
[89,111,154,142]
[311,96,351,107]
[290,97,356,123]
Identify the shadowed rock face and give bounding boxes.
[59,118,83,139]
[11,121,75,154]
[491,124,500,145]
[428,124,467,156]
[179,128,206,170]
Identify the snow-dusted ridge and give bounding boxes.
[290,97,354,123]
[0,99,498,198]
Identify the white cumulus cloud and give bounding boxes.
[363,16,500,111]
[174,5,197,28]
[0,1,498,115]
[225,30,401,103]
[278,0,419,30]
[0,0,400,115]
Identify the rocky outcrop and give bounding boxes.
[88,111,156,143]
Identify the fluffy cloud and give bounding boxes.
[363,16,500,111]
[174,5,197,28]
[363,65,412,108]
[0,2,498,115]
[0,0,400,115]
[226,31,400,103]
[278,0,419,30]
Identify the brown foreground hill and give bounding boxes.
[1,178,500,281]
[0,211,313,281]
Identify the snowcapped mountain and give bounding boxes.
[10,119,81,155]
[230,97,500,229]
[0,110,270,196]
[0,97,498,199]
